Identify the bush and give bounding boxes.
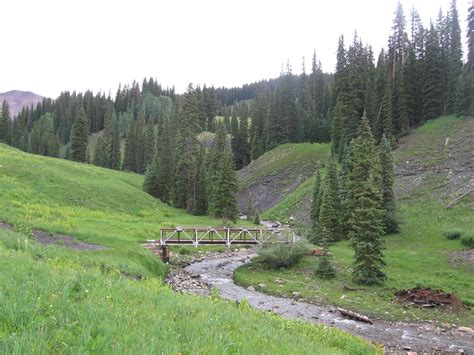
[461,235,474,248]
[444,230,462,240]
[256,242,308,269]
[315,256,336,279]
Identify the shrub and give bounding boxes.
[256,242,308,269]
[461,235,474,248]
[444,230,462,240]
[315,255,336,279]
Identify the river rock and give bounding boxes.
[292,291,301,300]
[258,283,266,289]
[247,286,256,291]
[457,327,474,336]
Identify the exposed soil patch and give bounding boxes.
[32,230,106,251]
[395,287,466,311]
[450,249,474,267]
[0,222,13,231]
[0,220,106,251]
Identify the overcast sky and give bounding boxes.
[0,0,470,98]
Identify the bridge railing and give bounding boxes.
[156,227,295,247]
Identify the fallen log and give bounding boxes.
[336,307,373,324]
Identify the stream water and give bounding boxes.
[184,251,474,353]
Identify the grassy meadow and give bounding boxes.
[0,144,379,353]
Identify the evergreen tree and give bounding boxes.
[314,227,336,279]
[317,158,342,243]
[447,0,463,112]
[379,135,398,233]
[423,23,443,120]
[246,192,255,219]
[346,114,386,285]
[122,120,137,172]
[210,149,238,224]
[193,147,208,215]
[254,210,261,225]
[143,117,156,169]
[310,163,323,241]
[155,112,176,203]
[467,2,474,73]
[207,123,228,214]
[28,114,59,157]
[93,136,108,167]
[143,155,161,198]
[70,106,89,162]
[0,100,12,144]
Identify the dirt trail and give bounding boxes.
[181,250,474,353]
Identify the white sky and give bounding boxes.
[0,0,470,98]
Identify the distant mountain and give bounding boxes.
[0,90,44,117]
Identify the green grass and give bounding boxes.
[0,143,247,278]
[0,144,378,353]
[236,116,474,326]
[239,143,330,189]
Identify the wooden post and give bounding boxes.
[161,245,170,263]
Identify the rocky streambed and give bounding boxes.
[166,249,474,353]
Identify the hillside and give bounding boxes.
[0,90,43,116]
[235,115,474,327]
[237,143,330,214]
[265,116,474,225]
[0,144,378,353]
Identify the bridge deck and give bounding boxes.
[156,227,294,247]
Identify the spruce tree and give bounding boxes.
[122,120,137,172]
[193,147,208,216]
[467,2,474,73]
[0,100,12,144]
[143,155,161,197]
[317,158,342,243]
[447,0,463,112]
[379,135,398,233]
[254,210,261,225]
[346,114,386,285]
[70,106,89,162]
[93,136,108,167]
[246,192,255,219]
[314,227,336,279]
[310,163,322,241]
[211,149,238,224]
[423,23,443,120]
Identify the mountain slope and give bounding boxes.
[265,116,474,226]
[0,90,44,116]
[237,143,329,214]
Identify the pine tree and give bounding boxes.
[423,23,443,120]
[317,158,342,243]
[467,2,474,73]
[93,136,108,167]
[143,117,156,169]
[193,147,208,216]
[0,100,12,144]
[346,114,386,285]
[246,192,255,219]
[447,0,463,112]
[28,114,59,157]
[310,163,323,241]
[143,155,161,197]
[210,149,238,224]
[70,106,89,162]
[254,210,261,225]
[122,120,137,172]
[207,123,228,213]
[379,135,398,233]
[314,227,336,279]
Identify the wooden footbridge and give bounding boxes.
[146,226,295,261]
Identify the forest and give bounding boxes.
[0,1,472,278]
